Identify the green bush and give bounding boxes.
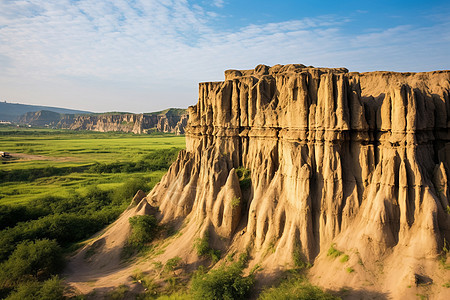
[0,208,121,262]
[0,183,142,262]
[5,276,65,300]
[235,167,251,191]
[339,255,349,263]
[128,215,159,247]
[194,232,221,263]
[112,178,149,204]
[0,205,46,231]
[164,256,182,273]
[107,284,129,300]
[327,244,343,259]
[292,245,311,270]
[258,274,339,300]
[0,239,63,286]
[190,262,254,300]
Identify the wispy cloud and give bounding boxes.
[0,0,448,112]
[212,0,225,8]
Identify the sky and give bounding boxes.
[0,0,449,113]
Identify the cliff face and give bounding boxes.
[18,110,74,127]
[147,64,450,297]
[68,112,188,134]
[17,110,188,134]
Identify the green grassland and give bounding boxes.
[0,128,185,205]
[0,128,185,298]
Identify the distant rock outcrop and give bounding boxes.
[146,64,450,298]
[18,110,72,127]
[18,108,188,135]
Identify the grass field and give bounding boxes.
[0,128,185,298]
[0,128,185,205]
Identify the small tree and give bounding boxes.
[128,215,158,247]
[0,239,63,286]
[6,276,65,300]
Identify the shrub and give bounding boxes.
[235,167,251,191]
[107,284,129,300]
[0,205,39,231]
[194,232,221,263]
[164,256,182,273]
[112,178,149,205]
[231,197,240,208]
[293,244,311,270]
[155,291,193,300]
[122,215,159,258]
[327,244,343,259]
[0,239,63,286]
[190,262,254,300]
[5,276,65,300]
[128,215,158,247]
[440,239,450,270]
[346,267,354,273]
[339,255,349,263]
[258,273,338,300]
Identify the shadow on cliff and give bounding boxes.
[333,287,389,300]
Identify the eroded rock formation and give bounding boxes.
[68,111,188,134]
[18,109,188,135]
[147,64,450,298]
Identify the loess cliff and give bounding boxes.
[147,64,450,298]
[66,64,450,299]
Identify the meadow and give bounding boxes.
[0,128,185,205]
[0,127,185,298]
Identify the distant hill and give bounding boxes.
[0,101,92,121]
[145,108,187,116]
[14,107,189,134]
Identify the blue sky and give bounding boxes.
[0,0,449,113]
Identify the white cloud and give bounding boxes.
[0,0,448,112]
[212,0,224,8]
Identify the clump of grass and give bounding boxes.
[107,284,129,300]
[293,243,312,270]
[327,244,343,259]
[152,261,163,271]
[340,254,349,263]
[231,197,240,208]
[346,267,354,273]
[194,232,221,264]
[164,256,182,273]
[190,250,254,300]
[416,294,427,300]
[131,270,158,295]
[259,272,338,300]
[439,239,450,270]
[235,166,251,191]
[227,251,236,262]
